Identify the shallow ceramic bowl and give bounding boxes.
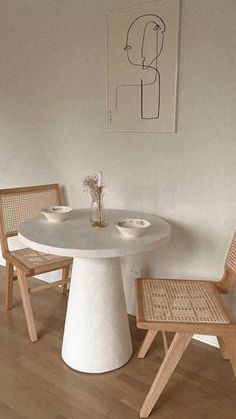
[114,218,151,238]
[41,206,72,223]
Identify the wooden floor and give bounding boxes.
[0,266,236,419]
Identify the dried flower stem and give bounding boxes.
[82,174,103,200]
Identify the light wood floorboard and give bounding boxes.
[0,266,236,419]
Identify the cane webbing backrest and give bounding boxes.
[225,231,236,278]
[141,279,229,324]
[0,184,59,237]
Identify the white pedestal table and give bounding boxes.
[19,209,171,373]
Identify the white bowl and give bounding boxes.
[41,206,72,223]
[114,218,151,238]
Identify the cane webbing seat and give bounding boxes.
[0,184,73,343]
[136,231,236,418]
[141,279,230,324]
[10,248,71,272]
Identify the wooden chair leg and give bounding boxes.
[140,332,192,418]
[61,266,70,294]
[217,336,230,360]
[6,261,14,310]
[16,268,38,342]
[222,336,236,376]
[138,330,158,358]
[162,332,169,355]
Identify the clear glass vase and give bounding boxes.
[90,192,106,227]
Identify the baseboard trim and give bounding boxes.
[193,334,219,348]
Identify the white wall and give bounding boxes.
[0,0,236,346]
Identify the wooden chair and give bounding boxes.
[136,231,236,417]
[0,184,73,342]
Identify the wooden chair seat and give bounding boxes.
[8,247,72,276]
[136,231,236,418]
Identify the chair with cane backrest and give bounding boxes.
[0,184,73,342]
[136,231,236,417]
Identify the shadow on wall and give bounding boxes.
[141,220,214,279]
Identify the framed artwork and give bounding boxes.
[107,0,180,132]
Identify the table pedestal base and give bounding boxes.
[61,257,133,373]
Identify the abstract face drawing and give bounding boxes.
[116,14,166,120]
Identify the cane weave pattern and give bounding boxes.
[226,231,236,275]
[0,188,59,236]
[10,248,70,270]
[142,279,229,324]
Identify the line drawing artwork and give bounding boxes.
[115,14,166,120]
[107,0,180,132]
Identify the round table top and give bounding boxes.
[18,209,171,258]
